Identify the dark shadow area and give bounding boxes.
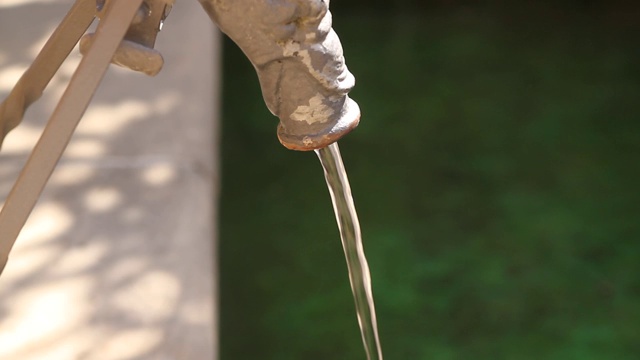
[219,1,640,359]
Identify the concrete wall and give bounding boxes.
[0,1,220,359]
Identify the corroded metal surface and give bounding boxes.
[197,0,360,150]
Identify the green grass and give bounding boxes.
[218,7,640,360]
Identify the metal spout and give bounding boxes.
[197,0,360,150]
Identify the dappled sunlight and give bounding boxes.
[112,270,182,322]
[141,161,177,186]
[0,0,219,359]
[0,64,28,92]
[84,186,123,213]
[78,100,154,136]
[0,276,94,357]
[99,328,165,360]
[9,329,100,360]
[48,240,109,276]
[49,164,95,186]
[0,240,59,284]
[1,123,44,154]
[15,202,74,246]
[65,138,107,158]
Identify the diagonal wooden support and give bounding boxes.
[0,0,145,274]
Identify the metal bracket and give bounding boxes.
[80,0,174,76]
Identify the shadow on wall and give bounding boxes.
[0,2,217,359]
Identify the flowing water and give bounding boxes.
[315,143,383,360]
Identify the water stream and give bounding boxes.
[315,143,383,360]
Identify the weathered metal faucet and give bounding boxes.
[197,0,360,150]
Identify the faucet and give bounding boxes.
[197,0,360,151]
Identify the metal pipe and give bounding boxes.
[197,0,360,150]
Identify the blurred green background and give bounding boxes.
[219,1,639,359]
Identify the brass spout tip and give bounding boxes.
[277,98,360,151]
